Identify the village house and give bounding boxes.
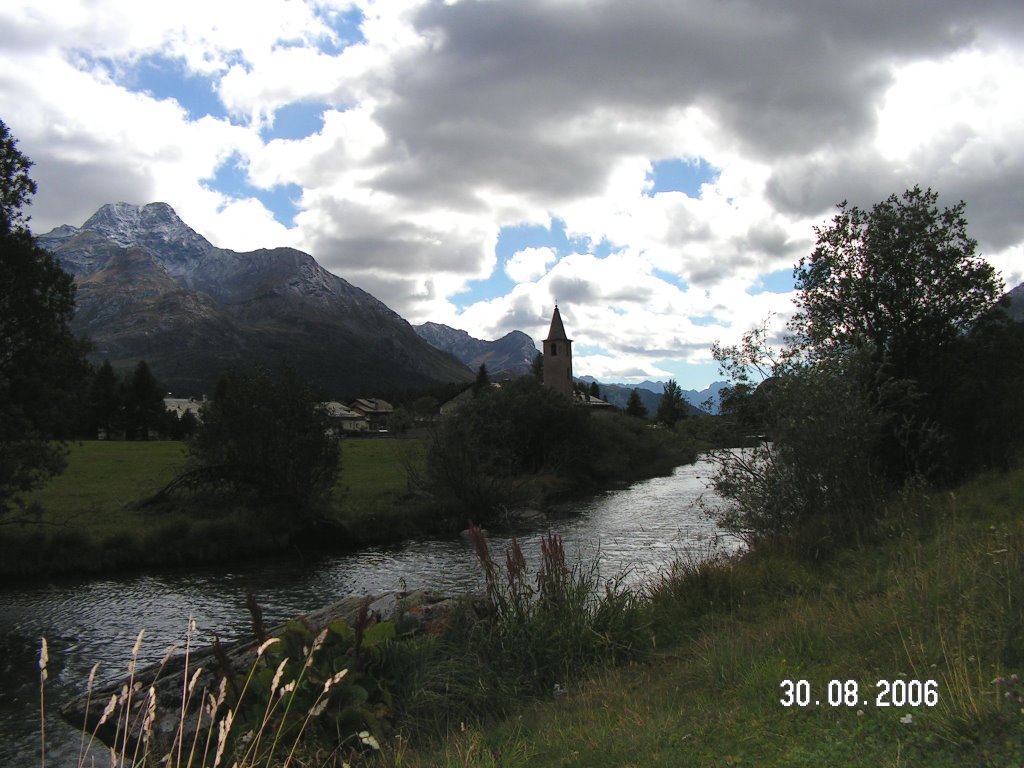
[322,401,369,435]
[349,398,394,431]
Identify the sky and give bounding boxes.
[2,0,1023,390]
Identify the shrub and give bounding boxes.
[708,343,890,552]
[172,364,340,521]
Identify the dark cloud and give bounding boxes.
[26,148,155,234]
[306,197,484,276]
[363,0,1024,213]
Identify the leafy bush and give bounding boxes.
[172,364,340,520]
[709,356,889,551]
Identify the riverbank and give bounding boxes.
[378,463,1024,767]
[44,461,1024,767]
[1,429,692,581]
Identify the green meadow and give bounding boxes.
[1,438,431,579]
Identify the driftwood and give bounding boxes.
[60,590,480,759]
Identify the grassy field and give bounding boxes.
[1,438,430,579]
[372,465,1024,767]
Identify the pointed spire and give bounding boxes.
[545,304,570,341]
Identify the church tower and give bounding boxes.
[542,305,573,398]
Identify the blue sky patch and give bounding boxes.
[653,267,689,292]
[102,53,231,121]
[205,152,301,227]
[747,268,795,295]
[646,157,719,198]
[315,6,367,53]
[261,102,327,141]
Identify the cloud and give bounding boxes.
[505,247,557,283]
[3,0,1024,387]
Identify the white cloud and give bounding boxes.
[505,247,557,282]
[3,0,1024,388]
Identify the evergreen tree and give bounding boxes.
[125,360,166,439]
[473,362,490,394]
[625,388,647,418]
[88,360,122,437]
[655,379,688,427]
[531,352,544,381]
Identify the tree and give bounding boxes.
[707,186,1018,552]
[531,352,544,381]
[588,381,601,399]
[792,186,1001,382]
[0,119,37,235]
[88,360,122,437]
[793,186,1007,481]
[655,379,688,427]
[183,365,340,516]
[625,388,647,419]
[473,362,490,394]
[124,360,165,439]
[0,119,90,523]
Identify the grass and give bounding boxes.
[2,438,434,579]
[24,440,187,537]
[367,464,1024,767]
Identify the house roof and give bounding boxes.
[322,401,364,420]
[163,398,203,417]
[350,398,393,415]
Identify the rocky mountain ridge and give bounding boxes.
[40,203,473,396]
[413,322,539,377]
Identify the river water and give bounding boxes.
[0,458,736,767]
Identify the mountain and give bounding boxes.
[39,202,473,396]
[1006,282,1024,322]
[413,322,539,377]
[582,378,730,414]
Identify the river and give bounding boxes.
[0,457,736,767]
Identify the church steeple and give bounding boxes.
[542,305,573,397]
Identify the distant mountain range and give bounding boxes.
[578,377,728,415]
[413,322,539,377]
[414,320,731,413]
[39,202,473,397]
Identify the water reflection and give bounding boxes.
[0,458,734,767]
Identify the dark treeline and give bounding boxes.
[63,358,199,441]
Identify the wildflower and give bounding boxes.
[309,698,330,718]
[322,668,348,693]
[270,658,289,695]
[256,637,280,657]
[39,638,49,683]
[358,731,380,750]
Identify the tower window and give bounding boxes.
[551,343,557,356]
